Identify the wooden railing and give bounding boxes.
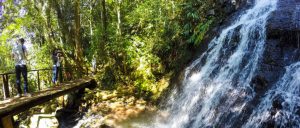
[0,67,89,100]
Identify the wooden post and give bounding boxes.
[59,67,63,83]
[2,74,10,99]
[1,115,14,128]
[86,68,88,76]
[37,71,41,91]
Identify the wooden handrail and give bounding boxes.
[0,66,88,75]
[0,72,15,76]
[0,68,67,75]
[0,67,89,100]
[0,69,51,76]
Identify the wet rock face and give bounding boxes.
[272,95,284,110]
[244,1,300,126]
[267,0,300,52]
[268,0,300,31]
[261,96,284,127]
[257,0,300,88]
[296,107,300,116]
[218,0,250,14]
[250,75,268,92]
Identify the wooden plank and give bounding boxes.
[1,115,14,128]
[0,77,96,118]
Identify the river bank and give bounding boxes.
[73,88,158,128]
[14,86,159,128]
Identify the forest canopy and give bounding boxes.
[0,0,227,99]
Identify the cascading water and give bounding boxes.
[153,0,278,127]
[244,62,300,128]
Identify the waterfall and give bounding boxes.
[244,62,300,127]
[154,0,278,127]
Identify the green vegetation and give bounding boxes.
[0,0,227,100]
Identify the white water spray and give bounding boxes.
[244,62,300,127]
[154,0,278,127]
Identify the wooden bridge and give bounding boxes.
[0,68,96,128]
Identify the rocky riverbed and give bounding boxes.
[14,87,157,128]
[74,89,157,128]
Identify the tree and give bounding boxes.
[74,0,84,72]
[0,0,223,99]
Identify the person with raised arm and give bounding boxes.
[12,38,30,97]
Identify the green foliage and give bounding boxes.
[189,18,214,45]
[0,0,225,100]
[181,0,216,45]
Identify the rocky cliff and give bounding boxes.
[247,0,300,126]
[255,0,300,91]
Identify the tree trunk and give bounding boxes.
[52,0,68,47]
[89,3,93,40]
[74,0,84,73]
[98,0,108,64]
[116,0,122,35]
[102,0,107,40]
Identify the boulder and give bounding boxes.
[208,9,216,16]
[41,105,53,114]
[30,114,59,128]
[262,119,275,128]
[218,0,249,14]
[296,106,300,116]
[272,95,284,110]
[250,75,268,92]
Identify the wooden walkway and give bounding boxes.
[0,77,96,118]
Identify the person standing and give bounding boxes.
[92,55,97,75]
[52,49,62,85]
[12,38,30,97]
